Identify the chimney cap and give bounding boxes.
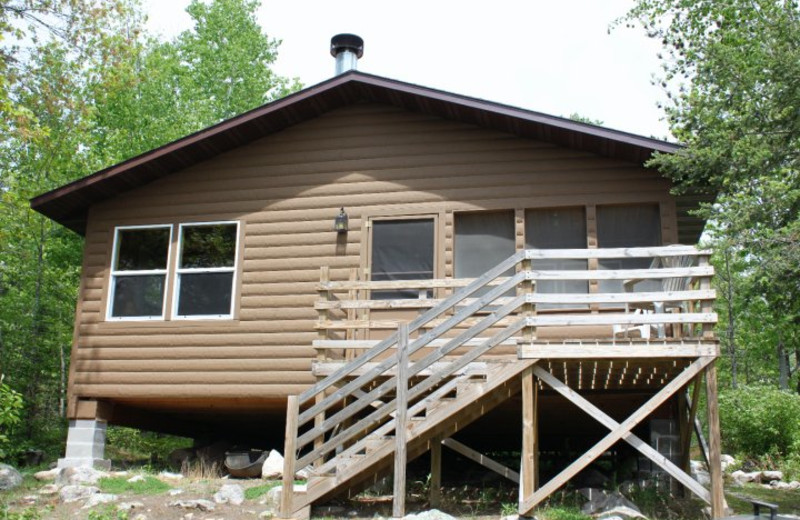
[330,33,364,59]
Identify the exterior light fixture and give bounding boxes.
[334,208,349,233]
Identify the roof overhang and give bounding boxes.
[30,71,711,241]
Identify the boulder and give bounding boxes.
[56,466,108,486]
[731,470,761,484]
[264,484,307,511]
[261,450,284,479]
[82,493,118,509]
[213,483,245,505]
[59,484,99,503]
[169,499,216,512]
[33,468,60,481]
[38,484,60,495]
[403,510,458,520]
[294,465,311,480]
[159,471,184,480]
[127,475,145,483]
[579,488,641,516]
[0,464,23,491]
[761,470,783,482]
[597,506,647,520]
[119,501,146,511]
[720,454,736,471]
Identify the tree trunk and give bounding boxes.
[777,331,789,390]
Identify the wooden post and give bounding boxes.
[314,266,331,467]
[705,362,724,518]
[520,366,536,509]
[393,323,409,518]
[430,435,442,508]
[281,395,299,519]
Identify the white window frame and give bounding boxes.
[107,224,173,321]
[172,220,240,320]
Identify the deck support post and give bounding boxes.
[393,323,409,518]
[681,375,702,473]
[519,366,537,510]
[429,435,442,508]
[705,362,725,518]
[281,395,299,519]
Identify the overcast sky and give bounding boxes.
[142,0,671,140]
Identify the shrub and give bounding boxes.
[719,385,800,458]
[0,375,23,461]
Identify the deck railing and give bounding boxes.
[280,246,716,517]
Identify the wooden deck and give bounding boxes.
[279,246,723,519]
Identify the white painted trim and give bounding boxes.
[106,224,172,321]
[172,221,239,320]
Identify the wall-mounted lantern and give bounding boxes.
[334,208,349,233]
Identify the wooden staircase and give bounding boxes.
[279,246,720,519]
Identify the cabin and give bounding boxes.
[31,36,723,519]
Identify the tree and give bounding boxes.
[0,0,302,458]
[621,0,800,392]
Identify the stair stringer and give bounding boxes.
[289,359,538,515]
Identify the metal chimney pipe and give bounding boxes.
[330,34,364,75]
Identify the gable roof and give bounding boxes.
[30,70,709,241]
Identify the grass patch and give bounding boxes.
[537,506,591,520]
[727,485,800,514]
[244,482,281,500]
[97,475,170,495]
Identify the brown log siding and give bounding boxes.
[67,102,677,417]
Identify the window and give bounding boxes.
[455,211,515,295]
[526,207,588,308]
[108,226,171,319]
[370,218,434,299]
[107,221,239,321]
[597,204,661,293]
[174,222,239,319]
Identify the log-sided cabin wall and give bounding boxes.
[66,101,678,431]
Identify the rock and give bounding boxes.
[0,463,23,491]
[500,515,519,520]
[789,481,800,490]
[127,474,145,483]
[38,484,60,495]
[731,470,761,484]
[259,511,274,519]
[82,493,118,509]
[294,465,311,480]
[33,468,60,481]
[720,454,736,471]
[169,488,185,496]
[119,501,145,510]
[169,499,216,512]
[403,510,458,520]
[597,506,647,520]
[56,466,109,486]
[159,471,184,480]
[132,514,148,520]
[59,484,99,503]
[110,471,129,477]
[579,488,641,516]
[761,470,783,482]
[264,484,307,511]
[213,483,245,505]
[691,466,711,487]
[770,481,793,490]
[261,450,284,479]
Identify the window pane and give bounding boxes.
[597,204,661,293]
[177,272,234,316]
[371,219,434,299]
[526,208,588,302]
[111,275,165,317]
[180,224,237,268]
[455,211,515,296]
[116,228,170,271]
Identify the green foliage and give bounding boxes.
[719,386,800,457]
[0,507,44,520]
[0,375,23,460]
[97,475,170,495]
[87,506,128,520]
[244,482,280,500]
[622,0,800,394]
[538,506,591,520]
[105,426,191,466]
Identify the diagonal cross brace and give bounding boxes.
[520,356,714,515]
[534,365,711,502]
